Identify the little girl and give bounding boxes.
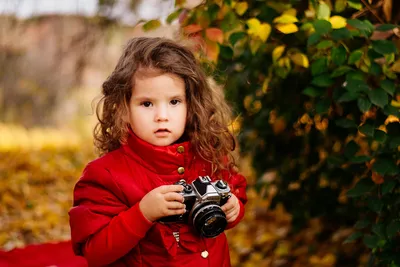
[69,37,247,267]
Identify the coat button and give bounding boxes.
[177,146,184,153]
[201,250,209,258]
[177,167,185,174]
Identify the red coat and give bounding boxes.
[69,131,247,267]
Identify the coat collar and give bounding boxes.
[122,129,193,176]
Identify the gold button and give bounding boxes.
[177,167,185,174]
[201,250,209,258]
[177,146,184,153]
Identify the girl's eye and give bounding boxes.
[170,99,181,106]
[141,101,152,107]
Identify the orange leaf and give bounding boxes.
[372,172,384,184]
[206,28,224,44]
[206,40,220,62]
[183,24,202,34]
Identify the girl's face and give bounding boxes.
[127,71,187,146]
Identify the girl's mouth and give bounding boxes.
[154,129,171,136]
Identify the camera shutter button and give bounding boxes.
[216,180,227,189]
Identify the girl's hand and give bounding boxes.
[221,194,240,223]
[139,185,186,222]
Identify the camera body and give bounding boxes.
[159,176,231,238]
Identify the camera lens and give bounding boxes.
[191,203,227,238]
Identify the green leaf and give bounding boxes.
[384,105,400,117]
[372,40,398,55]
[336,118,357,128]
[347,178,375,197]
[382,179,396,195]
[344,140,360,158]
[331,45,347,65]
[359,124,375,137]
[369,62,382,75]
[376,24,398,31]
[386,221,400,238]
[368,88,388,108]
[350,155,372,163]
[374,130,387,143]
[220,45,233,59]
[316,40,334,49]
[307,33,322,46]
[338,92,358,102]
[347,19,371,30]
[327,155,345,165]
[372,223,386,238]
[380,80,396,96]
[335,0,347,12]
[331,66,353,77]
[142,19,161,31]
[311,57,328,76]
[343,232,363,244]
[312,74,334,87]
[313,19,332,35]
[358,97,372,113]
[317,2,331,20]
[355,219,371,229]
[346,79,369,92]
[166,9,182,24]
[389,137,400,149]
[316,98,331,114]
[331,28,352,40]
[367,197,384,213]
[348,0,363,10]
[348,50,363,64]
[346,71,364,80]
[303,87,323,97]
[229,32,246,45]
[373,158,399,175]
[363,234,380,249]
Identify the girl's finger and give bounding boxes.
[164,192,184,202]
[221,201,234,212]
[225,206,238,218]
[166,201,186,210]
[226,209,239,222]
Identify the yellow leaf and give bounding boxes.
[391,59,400,72]
[246,18,271,42]
[289,52,309,68]
[283,8,297,17]
[329,16,347,29]
[249,39,262,54]
[273,14,299,24]
[234,2,248,16]
[275,23,299,34]
[272,45,286,62]
[391,100,400,107]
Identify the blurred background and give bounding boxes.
[1,0,400,266]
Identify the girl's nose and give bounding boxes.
[155,106,168,122]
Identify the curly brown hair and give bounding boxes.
[94,37,236,172]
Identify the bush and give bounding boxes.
[146,0,400,265]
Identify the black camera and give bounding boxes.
[159,176,231,238]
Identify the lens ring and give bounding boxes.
[192,203,227,238]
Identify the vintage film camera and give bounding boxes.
[159,176,231,238]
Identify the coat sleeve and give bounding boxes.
[219,165,248,230]
[69,162,154,267]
